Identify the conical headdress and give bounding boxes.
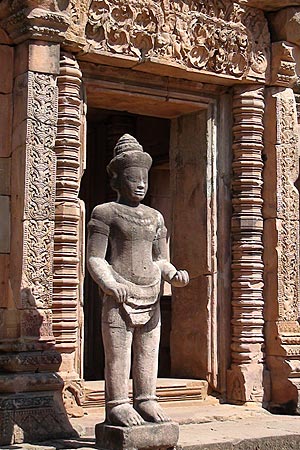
[107,134,152,175]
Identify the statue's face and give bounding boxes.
[118,166,148,204]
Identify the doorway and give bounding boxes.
[80,109,173,381]
[78,68,227,396]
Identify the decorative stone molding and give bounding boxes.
[227,86,268,403]
[53,53,85,388]
[79,0,269,81]
[0,0,69,44]
[264,87,300,413]
[271,42,298,87]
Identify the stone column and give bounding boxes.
[0,41,74,446]
[264,87,300,413]
[53,52,86,416]
[227,86,269,404]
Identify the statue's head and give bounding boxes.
[107,134,152,205]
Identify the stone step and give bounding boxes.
[83,378,208,409]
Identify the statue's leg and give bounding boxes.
[102,296,145,426]
[132,304,171,423]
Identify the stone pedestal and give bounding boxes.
[95,422,179,450]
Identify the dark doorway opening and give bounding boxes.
[80,109,172,381]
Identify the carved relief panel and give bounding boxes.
[66,0,270,82]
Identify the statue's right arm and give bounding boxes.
[87,206,128,303]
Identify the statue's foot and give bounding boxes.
[134,400,171,423]
[107,403,145,427]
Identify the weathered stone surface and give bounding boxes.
[0,254,10,307]
[87,133,189,427]
[0,158,11,195]
[53,53,83,391]
[0,45,13,93]
[70,0,270,83]
[0,195,10,253]
[269,7,300,45]
[270,42,298,87]
[95,422,179,450]
[169,111,213,381]
[0,390,76,446]
[227,86,266,404]
[263,87,300,412]
[14,41,60,77]
[0,94,12,157]
[242,0,300,10]
[0,350,61,373]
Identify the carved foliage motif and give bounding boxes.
[84,0,269,79]
[275,91,300,322]
[25,73,57,222]
[21,73,58,311]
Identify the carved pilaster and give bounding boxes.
[0,42,74,445]
[227,86,269,404]
[53,52,85,416]
[12,71,58,345]
[264,87,300,413]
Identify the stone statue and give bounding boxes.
[87,134,189,427]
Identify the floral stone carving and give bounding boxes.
[84,0,270,80]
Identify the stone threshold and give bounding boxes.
[83,378,208,409]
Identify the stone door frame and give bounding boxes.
[70,61,231,392]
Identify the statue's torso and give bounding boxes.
[97,202,162,285]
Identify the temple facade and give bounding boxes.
[1,0,300,445]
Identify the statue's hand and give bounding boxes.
[170,270,189,288]
[104,282,129,303]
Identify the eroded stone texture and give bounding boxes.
[87,134,188,431]
[0,196,10,253]
[263,87,300,413]
[0,45,13,93]
[0,94,12,157]
[0,40,75,446]
[95,421,179,450]
[268,7,300,46]
[227,86,268,404]
[242,0,300,10]
[53,52,86,418]
[169,111,213,381]
[271,42,298,87]
[68,0,270,83]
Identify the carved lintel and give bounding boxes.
[264,87,300,412]
[66,0,270,82]
[227,85,268,404]
[270,42,298,88]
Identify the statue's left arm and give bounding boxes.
[153,212,189,288]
